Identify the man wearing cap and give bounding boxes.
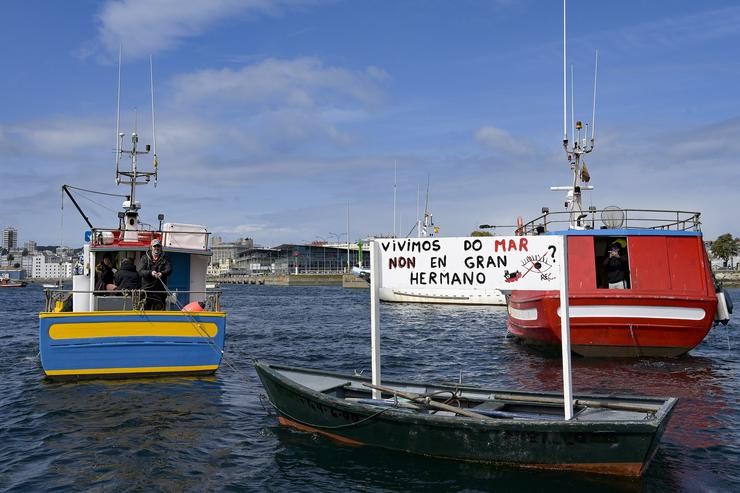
[137,238,173,310]
[603,241,629,289]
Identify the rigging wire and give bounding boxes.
[64,185,128,198]
[73,193,120,216]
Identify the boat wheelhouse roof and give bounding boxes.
[88,223,212,256]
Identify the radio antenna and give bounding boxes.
[150,55,159,186]
[591,49,599,142]
[570,64,575,144]
[562,0,568,145]
[115,43,122,184]
[556,0,598,229]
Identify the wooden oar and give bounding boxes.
[363,383,495,421]
[492,393,659,414]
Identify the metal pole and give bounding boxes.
[346,202,350,272]
[558,235,573,420]
[370,240,382,399]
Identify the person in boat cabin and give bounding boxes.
[137,238,172,310]
[111,257,140,291]
[603,241,629,289]
[95,252,116,292]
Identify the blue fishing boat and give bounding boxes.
[38,57,226,380]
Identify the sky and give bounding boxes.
[1,0,738,248]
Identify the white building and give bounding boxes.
[29,253,72,279]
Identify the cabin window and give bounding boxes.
[595,237,631,289]
[94,251,141,293]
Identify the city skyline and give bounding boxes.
[1,1,739,248]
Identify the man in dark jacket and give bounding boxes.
[137,238,173,310]
[113,258,141,290]
[603,242,629,289]
[95,252,116,292]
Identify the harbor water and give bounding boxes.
[0,284,737,492]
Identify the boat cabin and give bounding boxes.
[47,222,219,313]
[566,229,713,295]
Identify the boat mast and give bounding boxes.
[393,160,397,238]
[553,0,598,229]
[115,52,159,239]
[420,174,434,237]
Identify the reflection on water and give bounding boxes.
[270,425,649,493]
[0,285,737,491]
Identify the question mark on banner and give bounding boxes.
[547,245,557,262]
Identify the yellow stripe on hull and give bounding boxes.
[49,322,219,340]
[44,365,219,376]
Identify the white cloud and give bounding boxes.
[0,119,109,157]
[95,0,316,60]
[171,57,388,107]
[474,126,532,156]
[614,6,740,51]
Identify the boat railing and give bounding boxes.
[510,208,702,235]
[90,226,211,250]
[43,288,222,313]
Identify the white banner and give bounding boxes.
[376,236,564,291]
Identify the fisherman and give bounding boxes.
[137,238,172,309]
[95,252,116,292]
[111,257,141,291]
[603,241,629,289]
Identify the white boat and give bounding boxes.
[0,274,26,288]
[379,287,506,305]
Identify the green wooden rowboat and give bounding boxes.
[255,361,677,477]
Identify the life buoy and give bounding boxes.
[182,301,205,312]
[515,216,524,236]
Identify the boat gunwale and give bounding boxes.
[39,310,227,318]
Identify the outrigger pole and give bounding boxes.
[62,185,94,230]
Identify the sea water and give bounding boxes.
[0,284,737,492]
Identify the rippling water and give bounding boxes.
[0,285,737,492]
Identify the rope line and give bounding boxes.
[155,279,243,375]
[266,395,397,430]
[64,185,128,198]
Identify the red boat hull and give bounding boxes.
[507,233,719,357]
[507,291,717,357]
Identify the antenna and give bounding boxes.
[563,0,567,144]
[416,184,420,238]
[150,55,159,186]
[570,64,575,146]
[556,0,598,229]
[393,160,397,237]
[115,43,122,184]
[421,174,433,237]
[591,49,599,142]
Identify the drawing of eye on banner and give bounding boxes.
[375,236,565,292]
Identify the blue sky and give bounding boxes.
[1,0,738,247]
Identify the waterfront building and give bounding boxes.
[228,242,369,275]
[211,238,254,268]
[2,226,17,251]
[29,253,73,279]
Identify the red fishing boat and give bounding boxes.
[503,127,732,356]
[503,38,732,357]
[506,220,731,356]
